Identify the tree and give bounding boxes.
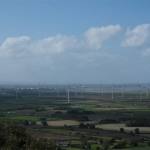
[134,128,140,134]
[120,128,125,133]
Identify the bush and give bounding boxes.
[130,140,139,147]
[112,140,127,149]
[0,123,56,150]
[134,128,140,134]
[120,128,125,133]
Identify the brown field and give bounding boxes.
[47,120,80,127]
[96,123,150,133]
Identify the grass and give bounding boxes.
[91,144,101,150]
[0,115,39,122]
[67,148,82,150]
[119,146,150,150]
[71,99,150,112]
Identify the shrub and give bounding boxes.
[0,123,56,150]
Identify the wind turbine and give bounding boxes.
[101,88,103,97]
[67,89,70,104]
[16,88,18,100]
[139,84,142,102]
[38,88,40,97]
[121,86,124,98]
[145,87,149,98]
[56,88,59,97]
[111,87,114,100]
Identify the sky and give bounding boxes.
[0,0,150,84]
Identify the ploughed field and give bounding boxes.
[0,87,150,149]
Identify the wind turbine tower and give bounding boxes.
[67,89,70,104]
[121,86,124,98]
[16,88,18,100]
[139,85,142,102]
[146,87,149,98]
[101,88,103,96]
[112,87,114,100]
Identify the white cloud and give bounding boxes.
[0,35,77,58]
[2,24,150,59]
[32,35,77,55]
[122,24,150,47]
[0,25,122,58]
[0,36,31,57]
[84,25,121,49]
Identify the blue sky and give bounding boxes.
[0,0,149,38]
[0,0,150,84]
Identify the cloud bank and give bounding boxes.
[0,24,150,83]
[0,25,122,58]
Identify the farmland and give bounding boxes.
[0,84,150,149]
